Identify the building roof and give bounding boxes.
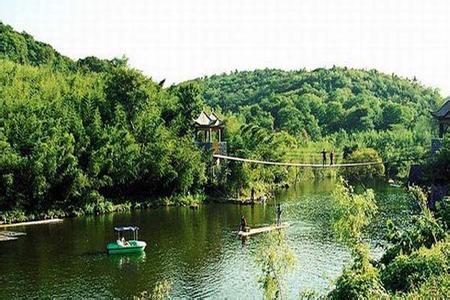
[432,99,450,120]
[193,111,224,127]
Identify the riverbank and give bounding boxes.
[0,180,304,226]
[209,193,273,205]
[0,189,277,226]
[207,181,293,206]
[0,193,207,225]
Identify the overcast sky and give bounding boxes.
[1,0,449,95]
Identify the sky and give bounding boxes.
[1,0,450,95]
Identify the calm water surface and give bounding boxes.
[0,180,411,299]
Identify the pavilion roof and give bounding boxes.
[432,99,450,120]
[193,111,224,127]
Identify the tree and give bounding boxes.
[170,82,204,136]
[381,102,414,129]
[104,67,158,127]
[340,148,385,182]
[328,179,386,299]
[255,232,295,299]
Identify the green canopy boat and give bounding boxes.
[107,226,147,254]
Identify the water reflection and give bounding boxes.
[109,252,147,270]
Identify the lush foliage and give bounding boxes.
[331,178,377,248]
[255,232,295,299]
[198,69,442,178]
[398,274,450,299]
[328,178,386,299]
[381,186,447,265]
[329,183,449,299]
[423,133,450,184]
[329,245,386,299]
[339,147,385,182]
[0,22,75,70]
[200,68,441,136]
[0,55,207,218]
[212,115,297,197]
[381,241,449,293]
[0,22,447,220]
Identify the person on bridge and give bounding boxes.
[276,204,282,225]
[330,150,334,165]
[321,149,327,166]
[240,216,249,232]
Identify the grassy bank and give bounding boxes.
[0,193,206,225]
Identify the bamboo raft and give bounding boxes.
[0,218,63,228]
[0,231,26,242]
[238,223,289,237]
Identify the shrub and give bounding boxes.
[339,148,385,182]
[331,178,377,248]
[400,274,450,299]
[0,209,27,224]
[435,196,450,229]
[82,190,113,214]
[381,242,449,293]
[329,264,386,299]
[113,202,132,212]
[329,244,387,299]
[381,186,446,265]
[170,193,206,206]
[255,232,295,299]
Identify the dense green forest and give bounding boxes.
[0,22,447,221]
[0,22,208,220]
[199,69,443,176]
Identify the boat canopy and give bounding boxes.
[114,226,139,232]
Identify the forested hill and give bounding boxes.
[0,22,124,73]
[199,69,443,138]
[0,22,75,70]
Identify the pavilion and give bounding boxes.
[193,111,227,155]
[431,99,450,138]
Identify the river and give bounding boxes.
[0,180,412,299]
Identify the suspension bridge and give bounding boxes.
[213,154,410,168]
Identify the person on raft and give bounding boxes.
[240,216,249,232]
[276,203,282,225]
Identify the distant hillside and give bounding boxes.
[0,22,76,70]
[0,22,123,73]
[198,68,443,137]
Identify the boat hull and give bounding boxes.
[107,240,147,254]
